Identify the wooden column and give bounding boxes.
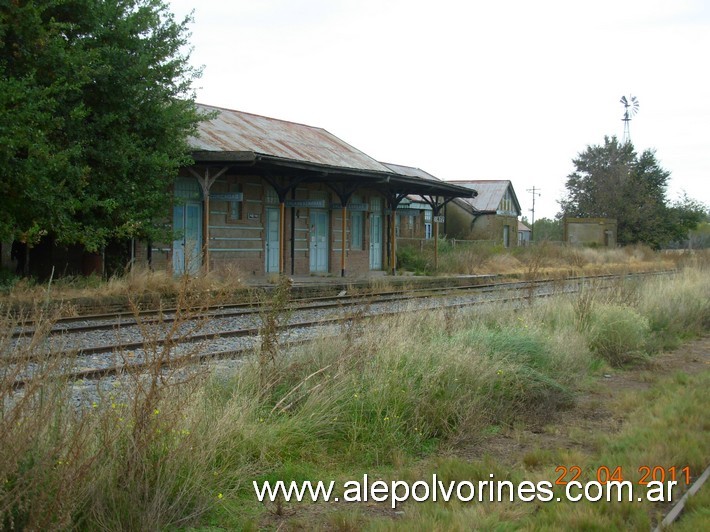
[341,205,347,277]
[434,219,439,271]
[390,208,397,275]
[190,167,227,274]
[203,192,210,272]
[279,201,285,274]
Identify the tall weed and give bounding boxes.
[586,304,650,366]
[638,268,710,349]
[0,283,230,529]
[2,265,708,527]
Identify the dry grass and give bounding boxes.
[0,282,234,530]
[0,265,247,315]
[1,262,708,528]
[401,241,684,277]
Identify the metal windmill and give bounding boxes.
[620,95,639,144]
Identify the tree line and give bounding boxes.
[1,0,202,252]
[558,136,706,249]
[2,1,706,274]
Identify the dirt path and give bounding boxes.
[458,335,710,469]
[258,337,710,529]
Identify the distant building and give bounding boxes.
[518,220,532,246]
[563,218,617,247]
[445,180,522,248]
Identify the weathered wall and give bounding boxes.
[564,218,617,247]
[445,202,519,247]
[445,202,474,239]
[135,173,391,278]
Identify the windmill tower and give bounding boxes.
[620,95,639,144]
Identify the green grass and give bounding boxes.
[1,264,709,529]
[670,480,710,531]
[362,369,710,531]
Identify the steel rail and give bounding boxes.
[9,271,674,390]
[10,270,674,339]
[6,271,669,361]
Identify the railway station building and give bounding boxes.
[445,180,522,247]
[137,104,476,278]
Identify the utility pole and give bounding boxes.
[526,187,541,241]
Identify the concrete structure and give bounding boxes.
[564,218,617,247]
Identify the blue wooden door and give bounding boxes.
[173,202,202,275]
[265,207,280,273]
[309,211,329,272]
[369,213,383,270]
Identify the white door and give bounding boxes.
[309,211,329,272]
[173,202,202,275]
[265,207,280,273]
[369,213,383,270]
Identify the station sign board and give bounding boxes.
[396,208,420,216]
[330,202,369,211]
[285,199,326,208]
[210,192,243,201]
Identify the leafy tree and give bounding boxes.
[533,217,563,241]
[0,0,201,251]
[559,136,703,249]
[663,196,709,249]
[689,222,710,249]
[665,195,707,243]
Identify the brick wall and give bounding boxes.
[160,172,391,277]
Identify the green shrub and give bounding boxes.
[639,269,710,349]
[587,304,650,366]
[396,245,430,274]
[0,267,19,289]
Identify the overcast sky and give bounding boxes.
[167,0,709,220]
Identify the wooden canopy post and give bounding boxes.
[384,192,408,276]
[420,195,459,273]
[204,192,210,272]
[325,183,357,278]
[341,205,347,277]
[434,218,439,270]
[279,200,285,274]
[190,166,228,274]
[262,174,307,277]
[390,208,397,275]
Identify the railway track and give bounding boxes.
[11,270,670,338]
[5,270,674,390]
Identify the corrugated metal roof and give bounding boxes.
[190,104,390,173]
[381,162,441,182]
[382,163,468,203]
[447,180,519,213]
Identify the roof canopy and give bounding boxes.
[448,180,521,214]
[189,104,475,200]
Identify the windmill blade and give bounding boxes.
[620,95,628,106]
[630,96,639,115]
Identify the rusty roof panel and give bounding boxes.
[381,162,441,182]
[190,104,390,173]
[447,180,517,212]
